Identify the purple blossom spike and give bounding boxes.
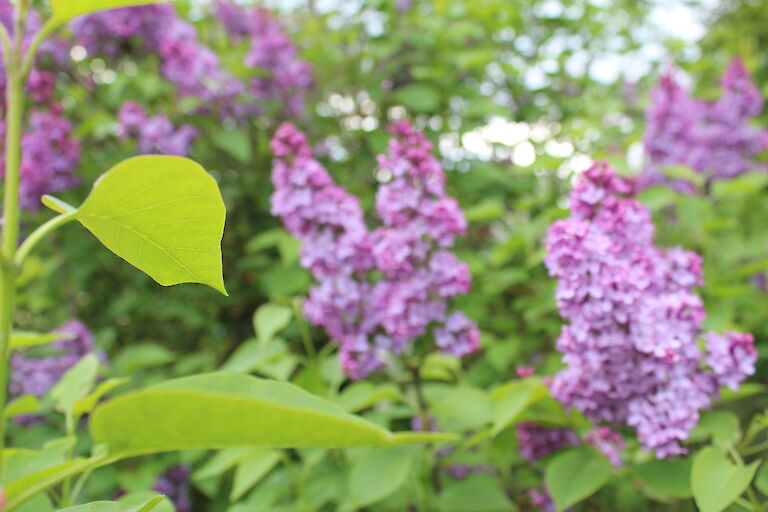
[270,121,477,378]
[545,161,756,458]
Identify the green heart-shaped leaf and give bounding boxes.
[72,156,227,295]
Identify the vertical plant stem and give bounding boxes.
[0,0,28,485]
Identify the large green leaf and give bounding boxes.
[545,446,612,511]
[69,156,227,295]
[691,446,759,512]
[51,0,168,24]
[56,496,164,512]
[90,373,454,458]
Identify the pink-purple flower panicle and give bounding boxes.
[642,58,768,190]
[270,121,477,379]
[545,162,756,458]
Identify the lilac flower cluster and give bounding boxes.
[117,102,198,157]
[516,422,580,462]
[545,162,757,457]
[214,1,312,116]
[0,109,81,211]
[10,320,96,398]
[641,59,768,190]
[71,5,244,110]
[153,465,192,512]
[271,121,477,379]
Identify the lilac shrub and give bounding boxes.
[545,162,757,457]
[270,121,478,378]
[641,58,768,190]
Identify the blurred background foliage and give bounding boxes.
[9,0,768,510]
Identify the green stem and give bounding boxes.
[20,20,56,78]
[0,0,31,490]
[0,64,24,492]
[15,212,75,267]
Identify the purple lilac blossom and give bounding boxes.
[516,422,580,462]
[545,161,757,458]
[153,465,192,512]
[117,101,198,156]
[270,121,477,379]
[641,58,768,190]
[10,320,96,398]
[0,109,81,211]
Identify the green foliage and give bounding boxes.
[1,0,766,510]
